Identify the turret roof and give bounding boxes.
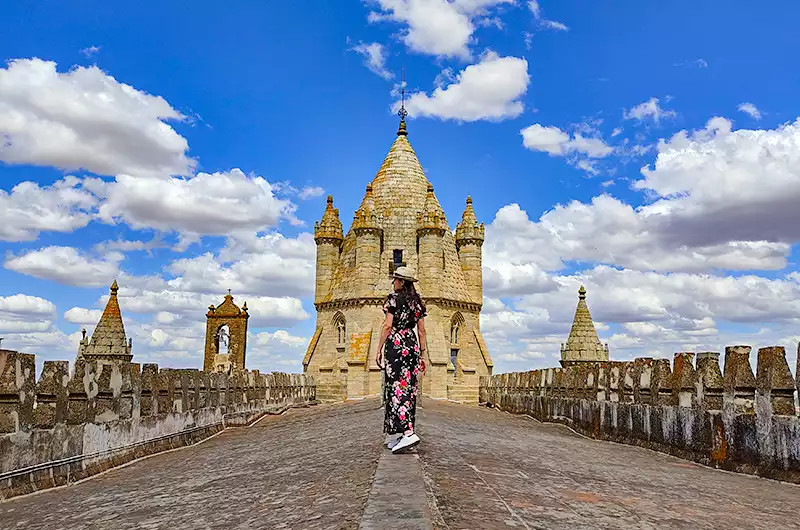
[77,280,132,361]
[561,285,609,362]
[324,126,473,303]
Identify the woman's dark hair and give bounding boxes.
[400,280,427,315]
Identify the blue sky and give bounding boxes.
[2,0,800,376]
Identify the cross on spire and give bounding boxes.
[397,65,408,136]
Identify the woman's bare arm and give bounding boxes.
[417,317,428,371]
[376,312,393,365]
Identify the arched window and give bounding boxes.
[333,312,346,346]
[450,313,464,345]
[216,324,230,355]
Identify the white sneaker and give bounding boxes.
[391,433,420,453]
[386,434,402,449]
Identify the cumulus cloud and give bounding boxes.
[0,58,193,178]
[350,42,394,80]
[64,307,103,325]
[369,0,514,59]
[624,97,676,124]
[396,51,529,122]
[521,124,612,158]
[635,117,800,248]
[4,246,123,287]
[0,176,98,242]
[738,102,762,120]
[0,294,71,363]
[96,169,298,236]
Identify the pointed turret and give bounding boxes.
[353,184,383,297]
[352,184,379,231]
[455,196,485,248]
[314,196,343,305]
[314,195,343,243]
[77,280,133,364]
[456,196,485,305]
[417,184,448,299]
[417,184,448,233]
[560,285,609,366]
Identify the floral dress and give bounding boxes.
[382,292,426,435]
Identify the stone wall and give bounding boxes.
[480,345,800,483]
[0,349,316,500]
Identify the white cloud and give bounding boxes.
[0,294,56,317]
[480,264,800,372]
[351,42,394,80]
[0,58,193,178]
[80,46,101,57]
[64,307,103,325]
[0,294,71,364]
[369,0,514,59]
[4,246,123,287]
[527,0,568,31]
[738,102,762,120]
[0,176,98,242]
[397,51,529,122]
[521,124,612,158]
[96,169,298,236]
[484,199,789,276]
[624,97,676,124]
[297,187,324,201]
[541,20,568,31]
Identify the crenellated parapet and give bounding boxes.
[0,349,317,500]
[480,344,800,483]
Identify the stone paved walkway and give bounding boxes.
[1,399,798,529]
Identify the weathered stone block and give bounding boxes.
[755,346,796,416]
[672,352,696,407]
[0,350,35,433]
[34,360,69,428]
[723,345,756,415]
[140,364,159,416]
[696,352,724,410]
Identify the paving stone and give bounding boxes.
[0,401,384,530]
[2,399,797,530]
[416,400,800,530]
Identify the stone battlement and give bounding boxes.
[480,345,800,483]
[0,349,316,500]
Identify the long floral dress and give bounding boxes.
[382,291,426,435]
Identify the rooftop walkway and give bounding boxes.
[1,399,796,529]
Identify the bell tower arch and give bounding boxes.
[204,291,250,371]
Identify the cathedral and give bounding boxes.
[302,116,494,403]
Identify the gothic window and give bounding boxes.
[333,312,346,346]
[450,348,459,371]
[450,313,464,345]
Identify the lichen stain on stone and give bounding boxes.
[710,416,728,465]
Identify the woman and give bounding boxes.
[376,265,427,453]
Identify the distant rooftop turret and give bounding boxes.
[560,285,609,366]
[77,280,133,364]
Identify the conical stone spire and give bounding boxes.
[455,195,485,249]
[77,280,133,363]
[314,195,343,243]
[560,285,609,365]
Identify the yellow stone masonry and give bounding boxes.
[560,285,610,366]
[304,120,493,402]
